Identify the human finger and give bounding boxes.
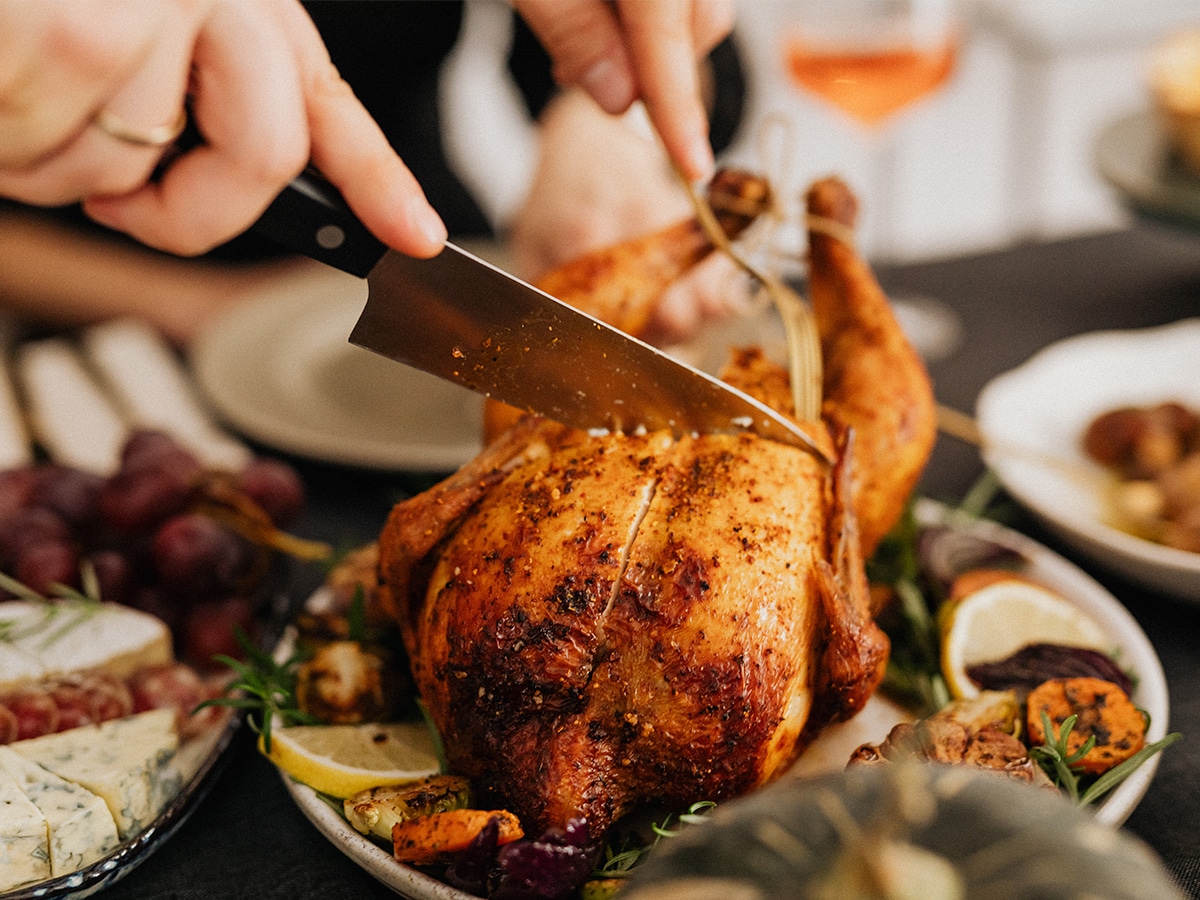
[514,0,725,180]
[82,0,312,256]
[512,0,637,114]
[690,0,735,57]
[616,0,716,181]
[271,0,446,257]
[0,0,177,169]
[87,0,445,259]
[0,10,196,207]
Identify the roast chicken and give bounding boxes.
[377,175,937,842]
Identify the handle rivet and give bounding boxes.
[316,224,346,250]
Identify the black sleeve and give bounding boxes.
[305,0,491,238]
[707,34,748,157]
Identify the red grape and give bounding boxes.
[0,430,312,686]
[32,465,104,529]
[15,539,79,594]
[235,458,305,526]
[100,456,202,531]
[86,549,134,604]
[181,596,256,669]
[0,507,69,564]
[120,429,187,470]
[100,430,204,532]
[151,513,246,596]
[0,468,38,518]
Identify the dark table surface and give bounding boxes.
[99,220,1200,899]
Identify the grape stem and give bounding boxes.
[194,475,331,562]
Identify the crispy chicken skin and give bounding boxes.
[378,176,934,839]
[532,168,771,336]
[806,179,937,558]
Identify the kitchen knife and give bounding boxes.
[253,169,826,458]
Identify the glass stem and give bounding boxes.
[869,125,901,265]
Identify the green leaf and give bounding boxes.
[200,626,314,754]
[1079,732,1183,806]
[594,800,716,877]
[348,585,367,644]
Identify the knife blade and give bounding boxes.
[252,169,827,459]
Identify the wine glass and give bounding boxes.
[780,0,964,361]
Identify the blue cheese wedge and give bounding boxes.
[0,764,50,891]
[0,747,119,877]
[0,600,173,692]
[10,709,178,839]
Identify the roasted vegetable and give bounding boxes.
[344,774,470,842]
[968,643,1134,699]
[849,690,1051,787]
[392,808,523,866]
[1026,677,1147,776]
[295,640,391,725]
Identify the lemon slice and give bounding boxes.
[941,580,1110,700]
[261,720,441,798]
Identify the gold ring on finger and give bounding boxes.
[92,107,187,148]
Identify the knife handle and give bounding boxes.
[251,166,388,278]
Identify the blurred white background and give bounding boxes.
[723,0,1199,262]
[443,0,1199,265]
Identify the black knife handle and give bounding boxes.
[251,166,388,278]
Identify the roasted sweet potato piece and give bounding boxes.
[392,808,524,865]
[1025,677,1147,776]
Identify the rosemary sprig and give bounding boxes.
[0,565,104,648]
[1030,711,1183,805]
[868,504,950,716]
[1030,712,1096,804]
[1080,731,1183,806]
[594,801,716,878]
[196,626,318,752]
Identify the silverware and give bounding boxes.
[253,170,826,458]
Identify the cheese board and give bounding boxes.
[0,699,239,899]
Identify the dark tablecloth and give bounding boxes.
[101,220,1200,899]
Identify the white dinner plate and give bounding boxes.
[279,499,1170,899]
[190,260,484,472]
[976,319,1200,600]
